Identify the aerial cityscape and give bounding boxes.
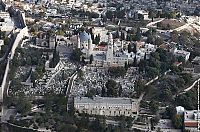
[0,0,200,131]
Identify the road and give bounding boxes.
[146,18,165,27]
[175,76,200,97]
[66,71,78,97]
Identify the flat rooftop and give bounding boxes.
[74,96,137,105]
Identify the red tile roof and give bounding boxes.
[184,122,198,127]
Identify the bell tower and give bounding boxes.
[106,33,114,65]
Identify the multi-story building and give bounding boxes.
[35,32,56,49]
[173,48,190,62]
[176,106,199,132]
[74,96,138,117]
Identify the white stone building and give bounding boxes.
[173,48,190,62]
[176,106,199,132]
[0,39,4,50]
[76,29,157,67]
[77,31,130,67]
[0,11,14,32]
[74,96,138,117]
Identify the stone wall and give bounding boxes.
[0,6,28,102]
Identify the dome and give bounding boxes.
[79,31,92,42]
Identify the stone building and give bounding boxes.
[74,96,138,117]
[35,32,56,49]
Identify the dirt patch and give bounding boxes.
[157,19,185,30]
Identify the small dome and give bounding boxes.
[79,31,91,42]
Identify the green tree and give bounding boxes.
[4,37,10,45]
[118,84,122,97]
[16,98,31,115]
[56,29,65,36]
[94,34,100,44]
[124,61,128,71]
[135,27,142,41]
[173,115,183,129]
[89,54,94,64]
[108,67,126,77]
[71,48,83,62]
[149,100,159,114]
[134,79,146,96]
[138,14,144,20]
[106,11,114,20]
[146,66,159,78]
[101,86,106,97]
[155,37,164,46]
[149,10,156,22]
[105,79,118,97]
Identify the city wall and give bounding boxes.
[0,6,28,102]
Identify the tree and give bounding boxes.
[149,10,156,22]
[124,61,128,71]
[169,11,177,19]
[135,27,142,41]
[16,98,31,115]
[4,37,10,45]
[161,88,173,101]
[89,54,94,64]
[85,88,96,98]
[146,66,159,78]
[56,29,65,36]
[138,60,146,73]
[134,79,146,96]
[155,37,164,46]
[147,35,155,44]
[128,43,132,53]
[171,31,179,43]
[118,84,122,97]
[173,115,183,129]
[105,79,118,97]
[71,48,82,62]
[49,49,60,68]
[177,56,185,63]
[181,73,192,85]
[149,100,159,114]
[138,14,144,20]
[94,34,100,44]
[121,32,125,40]
[133,55,137,67]
[108,67,126,77]
[101,86,106,97]
[106,11,114,20]
[150,116,160,130]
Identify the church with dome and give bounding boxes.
[76,31,130,67]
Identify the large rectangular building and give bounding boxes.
[74,97,138,117]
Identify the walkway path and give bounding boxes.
[45,61,65,88]
[146,18,165,27]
